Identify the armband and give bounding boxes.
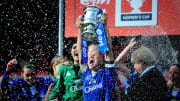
[105,61,115,68]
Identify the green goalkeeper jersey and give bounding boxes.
[47,64,83,101]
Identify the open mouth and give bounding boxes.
[75,52,78,57]
[89,59,94,65]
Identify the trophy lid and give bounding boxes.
[83,0,101,12]
[83,5,101,12]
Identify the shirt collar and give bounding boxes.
[139,65,155,77]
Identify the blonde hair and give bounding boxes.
[50,56,69,75]
[50,56,67,66]
[131,46,156,66]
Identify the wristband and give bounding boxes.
[105,61,115,68]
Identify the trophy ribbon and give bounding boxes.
[81,38,88,65]
[96,22,109,54]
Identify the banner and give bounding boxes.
[115,0,157,26]
[65,0,180,37]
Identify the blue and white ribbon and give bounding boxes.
[96,22,109,54]
[81,38,88,65]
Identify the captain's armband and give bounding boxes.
[105,61,116,69]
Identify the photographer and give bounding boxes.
[1,59,54,101]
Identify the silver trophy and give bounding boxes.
[82,0,102,41]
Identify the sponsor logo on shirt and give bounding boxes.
[70,85,83,92]
[84,83,103,93]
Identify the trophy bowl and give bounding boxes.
[81,5,102,41]
[82,24,96,41]
[83,5,101,25]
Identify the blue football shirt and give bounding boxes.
[82,62,120,101]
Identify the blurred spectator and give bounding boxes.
[115,37,168,100]
[47,43,83,101]
[0,75,14,100]
[124,46,168,100]
[43,56,70,101]
[49,56,70,79]
[115,38,138,78]
[114,38,138,100]
[165,63,180,101]
[1,59,54,101]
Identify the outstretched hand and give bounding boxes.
[101,9,108,25]
[128,38,137,49]
[75,15,83,29]
[6,59,18,72]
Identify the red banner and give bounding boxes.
[65,0,180,37]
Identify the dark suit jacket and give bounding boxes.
[126,67,168,101]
